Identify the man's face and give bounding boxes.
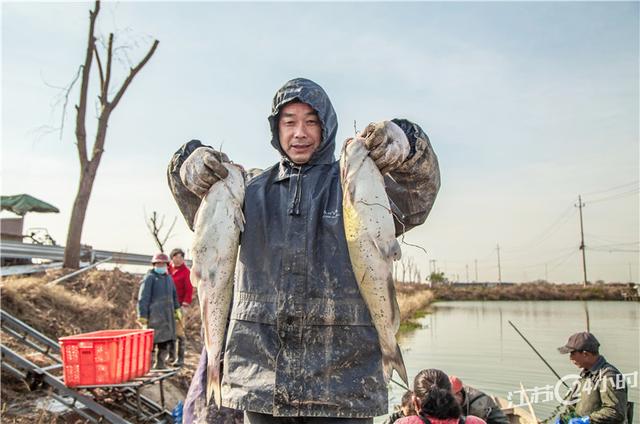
[172,253,184,267]
[569,350,596,370]
[278,102,322,165]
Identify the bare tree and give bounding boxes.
[63,0,159,268]
[400,258,407,283]
[145,211,177,253]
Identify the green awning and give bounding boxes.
[0,194,60,216]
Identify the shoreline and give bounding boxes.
[394,281,638,334]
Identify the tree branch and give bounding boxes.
[58,66,82,141]
[104,33,114,101]
[110,39,159,110]
[161,217,177,247]
[93,44,105,105]
[75,0,100,167]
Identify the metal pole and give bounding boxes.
[391,377,410,391]
[576,195,588,286]
[497,244,502,284]
[47,256,113,286]
[508,320,569,389]
[545,264,549,282]
[474,259,478,282]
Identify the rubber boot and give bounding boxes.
[172,337,185,367]
[153,344,167,369]
[167,340,176,364]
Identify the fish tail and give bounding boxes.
[205,352,222,408]
[383,344,408,386]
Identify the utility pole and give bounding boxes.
[496,244,502,284]
[474,259,478,282]
[465,264,469,283]
[545,263,549,282]
[576,195,588,286]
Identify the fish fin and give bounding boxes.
[374,238,402,261]
[205,351,222,409]
[382,344,408,386]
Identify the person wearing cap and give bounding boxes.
[448,376,509,424]
[556,332,628,424]
[137,252,181,369]
[168,78,441,423]
[167,247,193,367]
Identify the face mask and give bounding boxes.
[154,266,167,274]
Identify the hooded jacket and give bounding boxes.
[168,78,440,418]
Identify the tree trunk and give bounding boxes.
[61,1,157,269]
[63,163,99,267]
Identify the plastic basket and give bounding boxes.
[59,329,154,387]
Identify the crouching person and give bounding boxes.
[137,252,181,369]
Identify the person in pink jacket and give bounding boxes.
[395,369,487,424]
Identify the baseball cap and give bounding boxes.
[558,332,600,354]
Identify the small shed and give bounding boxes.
[0,194,60,243]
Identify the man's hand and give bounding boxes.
[137,317,148,329]
[180,147,230,198]
[361,121,410,175]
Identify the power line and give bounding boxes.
[582,180,639,196]
[548,250,579,274]
[502,203,575,253]
[587,188,639,204]
[587,247,640,253]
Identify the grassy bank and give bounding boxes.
[431,282,637,301]
[396,282,433,332]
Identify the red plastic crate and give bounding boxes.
[59,329,153,387]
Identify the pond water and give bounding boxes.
[380,301,639,423]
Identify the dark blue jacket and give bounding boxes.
[137,270,180,344]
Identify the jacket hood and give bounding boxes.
[268,78,337,165]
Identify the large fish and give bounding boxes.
[340,136,409,386]
[191,163,245,408]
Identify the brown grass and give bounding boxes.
[431,281,634,301]
[396,282,433,321]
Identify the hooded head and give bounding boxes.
[268,78,337,166]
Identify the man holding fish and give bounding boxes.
[168,78,440,423]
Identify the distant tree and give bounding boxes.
[428,271,447,285]
[145,211,177,253]
[63,0,159,268]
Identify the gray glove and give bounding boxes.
[179,147,229,198]
[361,121,410,175]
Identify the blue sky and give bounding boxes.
[2,1,638,282]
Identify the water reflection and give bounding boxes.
[383,301,639,423]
